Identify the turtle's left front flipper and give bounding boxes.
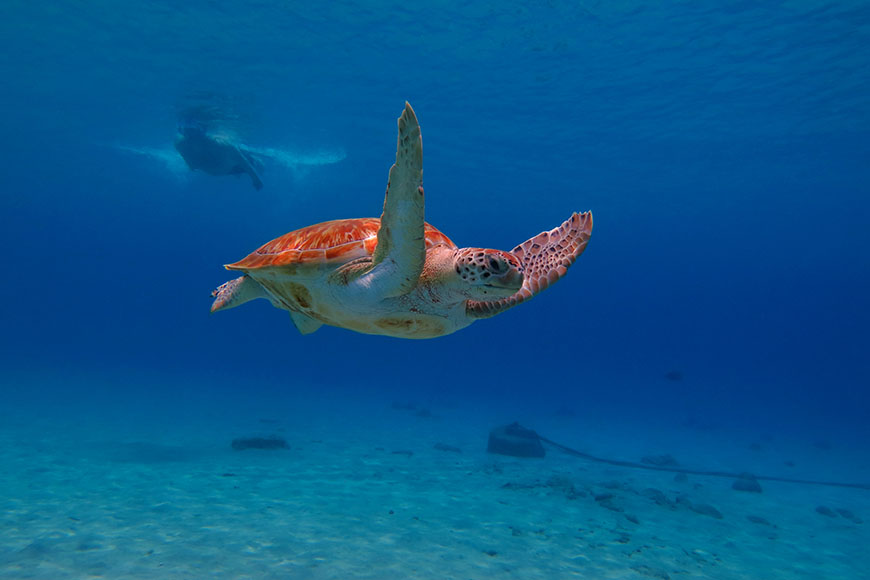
[467,211,593,319]
[368,102,426,297]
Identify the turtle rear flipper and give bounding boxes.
[211,275,268,312]
[467,211,592,319]
[289,310,323,335]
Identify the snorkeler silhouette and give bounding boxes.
[173,101,265,190]
[174,124,264,190]
[116,96,345,187]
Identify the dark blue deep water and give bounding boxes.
[1,2,869,577]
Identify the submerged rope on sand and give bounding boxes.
[488,423,870,491]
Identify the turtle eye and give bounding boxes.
[488,257,502,272]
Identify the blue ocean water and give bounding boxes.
[2,2,869,577]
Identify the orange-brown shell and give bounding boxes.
[226,218,455,271]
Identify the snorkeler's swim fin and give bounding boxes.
[237,147,264,190]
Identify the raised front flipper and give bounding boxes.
[467,211,593,319]
[365,102,426,297]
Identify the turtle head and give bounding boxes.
[452,247,524,299]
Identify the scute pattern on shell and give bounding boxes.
[227,218,454,271]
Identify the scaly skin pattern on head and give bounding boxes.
[451,247,524,300]
[410,245,524,308]
[466,211,593,319]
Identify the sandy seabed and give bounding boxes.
[1,373,868,579]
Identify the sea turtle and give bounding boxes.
[210,103,592,339]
